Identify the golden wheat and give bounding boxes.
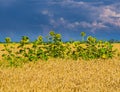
[0,44,120,92]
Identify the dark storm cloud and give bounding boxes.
[0,0,120,41]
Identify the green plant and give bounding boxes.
[46,31,66,58]
[2,39,22,67]
[1,31,116,67]
[5,37,11,43]
[80,32,86,42]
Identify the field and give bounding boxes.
[0,43,120,92]
[0,32,120,92]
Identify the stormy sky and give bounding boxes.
[0,0,120,42]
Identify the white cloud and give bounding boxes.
[68,21,107,29]
[49,16,107,32]
[49,17,66,28]
[99,5,120,27]
[62,0,120,27]
[92,21,107,28]
[61,0,85,6]
[41,10,54,17]
[101,8,120,17]
[55,0,89,8]
[41,1,120,32]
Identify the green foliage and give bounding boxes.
[20,36,29,45]
[5,37,11,43]
[46,31,65,58]
[2,43,22,67]
[1,31,116,67]
[80,31,86,42]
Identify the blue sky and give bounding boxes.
[0,0,120,42]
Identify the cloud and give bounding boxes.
[0,0,17,7]
[41,10,54,17]
[1,0,120,41]
[60,0,85,7]
[33,0,120,35]
[99,5,120,27]
[46,0,108,30]
[50,0,103,9]
[50,0,90,9]
[49,16,107,32]
[61,0,120,27]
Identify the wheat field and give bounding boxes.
[0,44,120,92]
